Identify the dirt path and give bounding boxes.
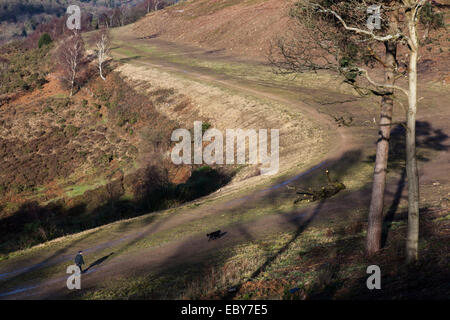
[0,31,350,298]
[1,31,448,299]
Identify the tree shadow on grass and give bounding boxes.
[138,119,449,299]
[377,121,449,248]
[224,199,327,299]
[293,205,449,300]
[119,149,365,300]
[221,148,364,299]
[117,56,143,63]
[338,215,449,300]
[0,165,234,255]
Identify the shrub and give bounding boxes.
[154,88,175,103]
[202,122,212,133]
[419,2,445,29]
[0,184,6,196]
[64,125,80,137]
[99,153,114,165]
[38,33,52,48]
[0,42,51,94]
[43,106,54,114]
[175,166,231,201]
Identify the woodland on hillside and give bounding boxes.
[0,0,174,44]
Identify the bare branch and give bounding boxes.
[355,67,409,96]
[311,3,410,43]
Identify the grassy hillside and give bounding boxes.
[0,39,236,255]
[132,0,449,83]
[0,0,448,301]
[132,0,292,60]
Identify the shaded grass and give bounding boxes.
[64,179,108,198]
[76,208,449,300]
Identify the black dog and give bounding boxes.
[207,230,221,241]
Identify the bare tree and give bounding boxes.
[57,32,85,96]
[145,0,156,13]
[93,28,111,81]
[155,1,162,11]
[99,11,112,28]
[118,5,129,26]
[144,0,166,14]
[271,0,442,262]
[270,1,401,257]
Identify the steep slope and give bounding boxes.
[133,0,295,60]
[133,0,450,82]
[0,0,448,300]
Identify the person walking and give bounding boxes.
[75,251,85,273]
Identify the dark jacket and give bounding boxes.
[75,253,85,266]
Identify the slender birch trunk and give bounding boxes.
[95,31,110,81]
[406,10,420,263]
[70,77,74,97]
[100,64,105,81]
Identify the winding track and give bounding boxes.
[2,30,431,299]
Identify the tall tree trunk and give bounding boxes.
[70,60,77,97]
[70,72,75,97]
[406,13,420,263]
[367,41,397,255]
[100,63,104,80]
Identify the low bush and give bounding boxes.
[38,33,52,48]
